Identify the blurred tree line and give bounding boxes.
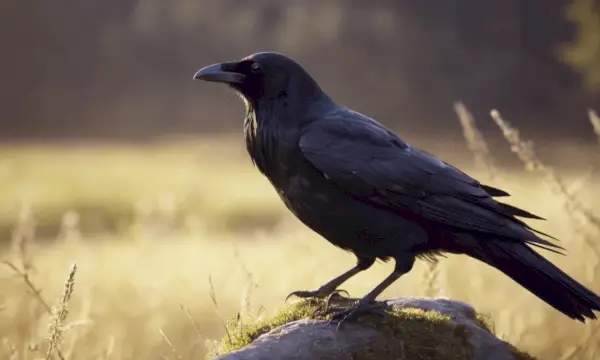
[0,0,598,141]
[562,0,600,91]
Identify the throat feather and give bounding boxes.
[244,109,279,176]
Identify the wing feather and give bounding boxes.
[299,108,562,251]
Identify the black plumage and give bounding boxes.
[194,52,600,323]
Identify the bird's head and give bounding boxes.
[193,52,327,109]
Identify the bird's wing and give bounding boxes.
[299,108,562,251]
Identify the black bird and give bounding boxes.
[193,51,600,324]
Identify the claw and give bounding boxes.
[285,289,323,302]
[285,288,351,303]
[332,288,350,298]
[323,290,354,312]
[327,300,391,331]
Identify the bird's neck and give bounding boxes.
[243,92,335,178]
[243,103,282,177]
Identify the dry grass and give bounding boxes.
[0,110,599,359]
[590,109,600,143]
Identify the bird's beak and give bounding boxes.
[193,63,245,84]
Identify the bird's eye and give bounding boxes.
[250,63,261,74]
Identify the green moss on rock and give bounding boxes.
[211,298,323,355]
[208,298,536,360]
[350,306,473,360]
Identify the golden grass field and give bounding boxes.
[0,109,599,360]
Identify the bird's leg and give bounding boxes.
[285,257,374,303]
[327,256,415,331]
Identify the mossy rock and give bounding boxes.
[208,297,537,360]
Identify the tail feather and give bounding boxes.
[471,240,600,322]
[497,202,546,220]
[481,184,510,197]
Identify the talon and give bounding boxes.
[285,287,350,303]
[326,300,391,331]
[333,288,350,298]
[285,289,322,302]
[285,291,305,302]
[324,289,362,312]
[324,291,354,312]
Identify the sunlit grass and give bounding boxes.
[0,139,285,239]
[0,132,599,359]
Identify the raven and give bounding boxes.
[193,51,600,324]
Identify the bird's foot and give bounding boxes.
[303,291,359,317]
[286,288,353,318]
[285,287,350,302]
[325,299,391,331]
[322,291,358,312]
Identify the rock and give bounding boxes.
[388,298,519,360]
[210,297,536,360]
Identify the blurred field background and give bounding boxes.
[2,1,600,360]
[1,115,599,360]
